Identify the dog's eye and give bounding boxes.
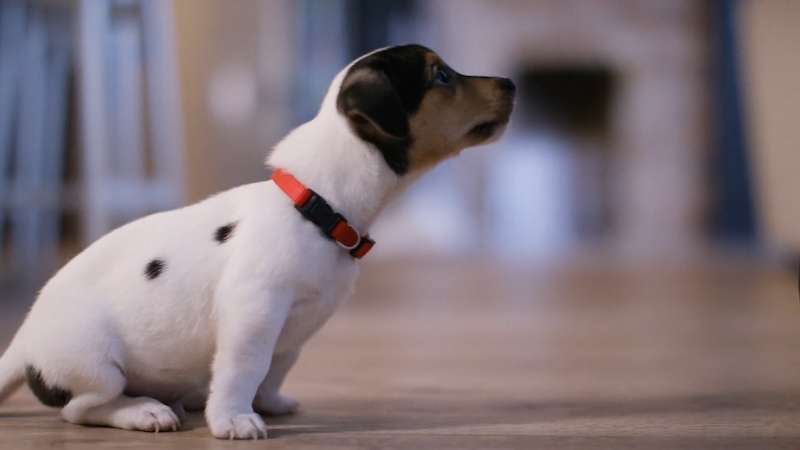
[434,67,452,86]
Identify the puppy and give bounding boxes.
[0,44,514,439]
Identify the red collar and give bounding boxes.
[271,169,375,259]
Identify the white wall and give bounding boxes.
[174,0,296,201]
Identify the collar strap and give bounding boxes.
[271,169,375,259]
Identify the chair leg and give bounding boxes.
[109,13,145,184]
[0,1,26,259]
[141,0,186,210]
[39,15,72,270]
[12,8,48,271]
[76,0,112,245]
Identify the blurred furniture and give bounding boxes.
[0,0,186,274]
[0,0,71,271]
[395,0,711,261]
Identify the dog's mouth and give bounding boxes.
[468,119,508,142]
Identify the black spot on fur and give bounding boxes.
[215,222,237,243]
[25,365,72,408]
[337,45,431,175]
[144,259,165,280]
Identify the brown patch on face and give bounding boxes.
[406,61,516,172]
[337,45,515,175]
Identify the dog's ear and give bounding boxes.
[337,69,410,142]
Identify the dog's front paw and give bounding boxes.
[209,413,268,440]
[254,393,299,416]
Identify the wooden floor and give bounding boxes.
[1,257,799,448]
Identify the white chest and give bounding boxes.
[274,265,358,354]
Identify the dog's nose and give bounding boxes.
[497,78,516,94]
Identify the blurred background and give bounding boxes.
[0,0,798,281]
[4,3,800,444]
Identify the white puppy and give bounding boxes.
[0,45,515,439]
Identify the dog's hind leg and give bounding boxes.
[60,363,181,432]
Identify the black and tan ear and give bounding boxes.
[337,69,412,174]
[338,69,410,139]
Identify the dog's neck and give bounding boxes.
[267,85,419,232]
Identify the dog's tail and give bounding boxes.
[0,338,25,404]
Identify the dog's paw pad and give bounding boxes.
[255,393,299,416]
[123,401,181,432]
[210,413,268,440]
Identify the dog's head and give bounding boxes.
[336,44,515,175]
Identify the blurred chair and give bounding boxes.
[0,0,185,276]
